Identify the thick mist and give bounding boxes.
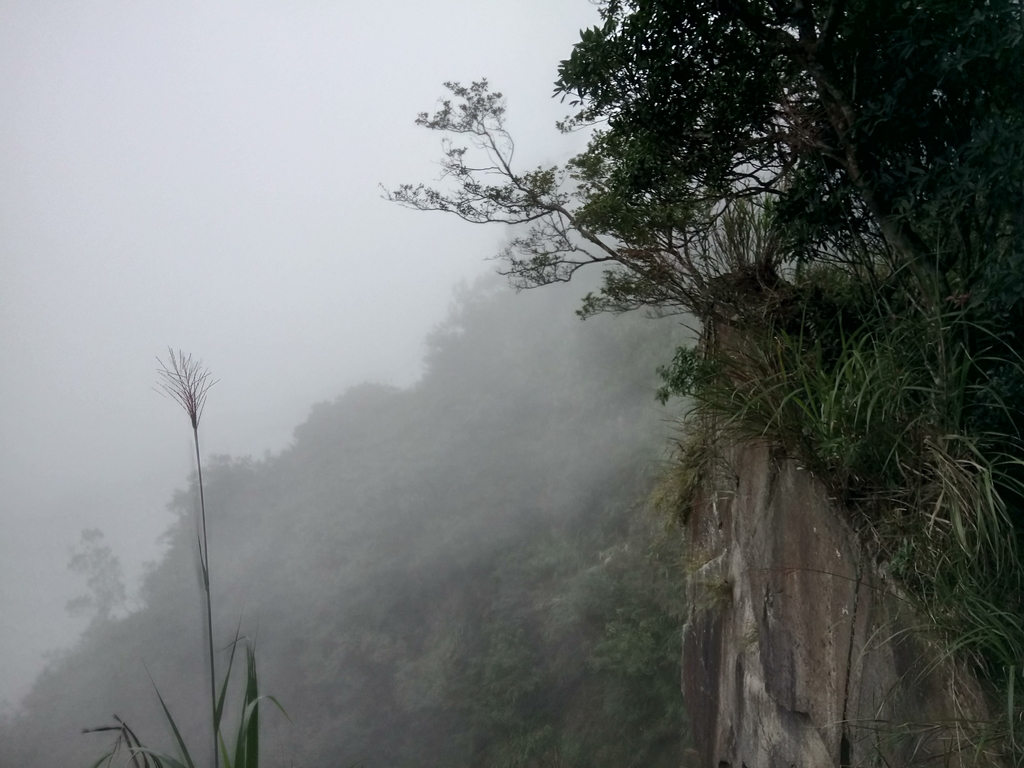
[0,0,599,710]
[1,277,692,767]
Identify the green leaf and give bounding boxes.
[148,674,197,768]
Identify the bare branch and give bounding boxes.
[388,81,793,320]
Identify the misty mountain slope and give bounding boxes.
[0,279,691,768]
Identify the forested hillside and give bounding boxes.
[0,279,691,768]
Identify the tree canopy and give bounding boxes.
[559,0,1024,305]
[392,0,1024,323]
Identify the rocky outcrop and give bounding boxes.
[681,441,993,768]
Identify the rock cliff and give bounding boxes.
[681,440,993,767]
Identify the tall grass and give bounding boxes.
[87,630,284,768]
[157,350,220,768]
[87,350,285,768]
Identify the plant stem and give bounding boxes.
[193,425,219,768]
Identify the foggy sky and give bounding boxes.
[0,0,599,709]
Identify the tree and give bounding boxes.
[556,0,1024,310]
[390,1,1024,323]
[387,80,774,321]
[66,529,127,623]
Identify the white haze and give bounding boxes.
[0,0,599,709]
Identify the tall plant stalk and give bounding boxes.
[87,351,283,767]
[157,349,219,768]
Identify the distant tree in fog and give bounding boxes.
[66,528,127,623]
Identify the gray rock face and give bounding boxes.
[681,441,992,768]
